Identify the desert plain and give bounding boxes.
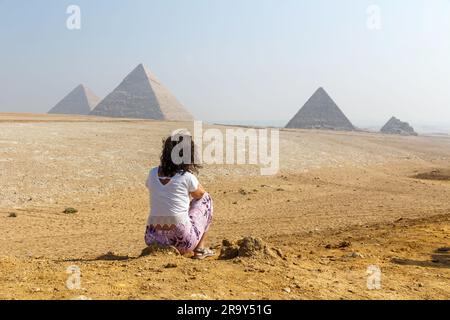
[0,113,449,300]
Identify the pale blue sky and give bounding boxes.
[0,0,449,130]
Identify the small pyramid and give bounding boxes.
[90,64,193,121]
[48,84,99,115]
[380,116,418,136]
[286,87,354,131]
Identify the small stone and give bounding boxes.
[238,189,247,195]
[347,252,364,259]
[338,241,351,248]
[282,287,291,293]
[164,263,178,269]
[63,207,78,214]
[8,212,17,218]
[273,248,285,259]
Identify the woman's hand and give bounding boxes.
[190,184,206,200]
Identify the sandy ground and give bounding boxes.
[0,113,449,300]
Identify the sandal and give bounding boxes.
[192,248,215,260]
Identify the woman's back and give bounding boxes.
[146,167,199,226]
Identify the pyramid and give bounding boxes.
[380,116,418,136]
[90,64,193,120]
[48,84,100,115]
[286,87,354,131]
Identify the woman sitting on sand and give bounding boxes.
[144,131,214,259]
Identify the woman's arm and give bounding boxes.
[190,184,206,200]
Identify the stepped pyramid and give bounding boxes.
[48,84,100,115]
[380,116,418,136]
[286,87,354,131]
[90,64,193,120]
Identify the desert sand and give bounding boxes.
[0,113,449,300]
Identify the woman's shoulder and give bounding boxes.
[146,167,159,188]
[150,166,159,174]
[179,170,197,179]
[148,167,160,179]
[179,171,199,185]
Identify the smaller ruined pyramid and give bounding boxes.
[48,84,100,115]
[380,117,418,136]
[286,87,354,131]
[90,64,193,121]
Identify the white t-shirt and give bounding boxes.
[146,167,199,226]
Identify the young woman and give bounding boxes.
[144,132,214,259]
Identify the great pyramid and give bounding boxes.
[48,84,100,115]
[286,87,354,131]
[90,64,193,120]
[380,116,418,136]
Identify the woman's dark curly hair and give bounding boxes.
[159,132,201,177]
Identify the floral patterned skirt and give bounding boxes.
[144,193,213,254]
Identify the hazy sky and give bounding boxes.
[1,0,449,129]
